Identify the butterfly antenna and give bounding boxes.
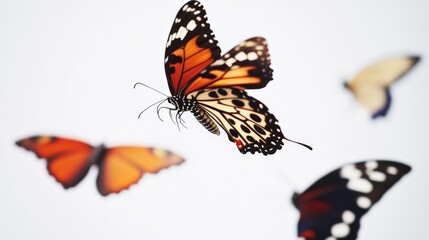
[284,137,313,151]
[138,98,167,119]
[134,82,169,97]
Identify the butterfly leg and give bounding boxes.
[178,111,188,129]
[168,109,177,125]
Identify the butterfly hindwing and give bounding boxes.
[97,147,185,196]
[188,87,285,155]
[345,55,420,118]
[15,136,94,189]
[292,160,411,240]
[183,37,273,95]
[165,0,221,95]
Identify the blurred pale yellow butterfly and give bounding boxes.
[344,55,420,118]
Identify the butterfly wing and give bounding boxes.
[345,55,420,118]
[187,87,284,155]
[165,0,221,96]
[292,160,411,240]
[96,147,185,196]
[182,37,273,95]
[15,136,94,189]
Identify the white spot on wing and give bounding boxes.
[347,178,373,193]
[340,164,362,179]
[255,45,264,50]
[244,41,257,47]
[213,59,225,66]
[225,58,236,67]
[331,223,350,238]
[387,166,398,175]
[235,51,247,61]
[177,26,188,40]
[365,161,378,169]
[247,52,258,61]
[367,170,386,182]
[357,196,372,209]
[187,20,197,31]
[342,210,355,224]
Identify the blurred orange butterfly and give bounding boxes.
[344,55,420,119]
[16,135,185,196]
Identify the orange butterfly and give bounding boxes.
[16,136,185,196]
[140,0,311,155]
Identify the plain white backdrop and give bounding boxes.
[1,0,428,239]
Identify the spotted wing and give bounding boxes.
[187,87,284,155]
[292,160,411,240]
[345,55,420,118]
[15,136,94,189]
[97,147,185,196]
[164,0,221,96]
[183,37,273,95]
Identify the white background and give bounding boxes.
[1,0,428,239]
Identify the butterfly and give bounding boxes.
[292,160,411,240]
[16,135,185,196]
[148,0,311,155]
[344,55,420,119]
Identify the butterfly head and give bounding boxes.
[167,96,196,112]
[291,192,301,209]
[343,81,351,90]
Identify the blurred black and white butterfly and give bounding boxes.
[292,160,411,240]
[344,55,420,119]
[137,0,311,155]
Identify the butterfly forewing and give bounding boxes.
[188,87,284,155]
[183,37,273,95]
[293,160,411,240]
[346,55,420,118]
[165,0,221,95]
[16,136,94,188]
[353,56,420,87]
[97,147,185,196]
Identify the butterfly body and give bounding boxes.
[293,160,411,240]
[16,136,184,196]
[153,1,312,155]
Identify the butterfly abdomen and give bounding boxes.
[192,107,220,135]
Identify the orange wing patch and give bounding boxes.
[96,147,184,196]
[168,36,217,94]
[16,136,92,159]
[16,136,94,188]
[183,37,273,95]
[184,66,261,94]
[48,150,93,188]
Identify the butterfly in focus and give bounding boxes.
[140,0,311,155]
[292,160,411,240]
[16,135,185,196]
[344,55,420,119]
